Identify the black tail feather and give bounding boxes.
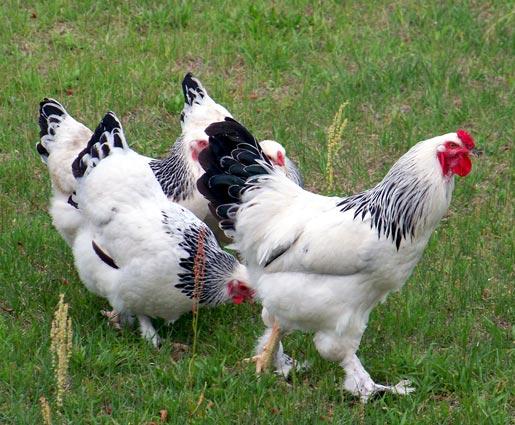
[37,98,68,162]
[182,72,205,106]
[39,98,67,138]
[36,142,50,159]
[196,118,273,228]
[72,112,126,179]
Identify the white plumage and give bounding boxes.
[37,74,302,247]
[198,119,478,401]
[259,140,304,187]
[71,112,252,346]
[37,100,93,245]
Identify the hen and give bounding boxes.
[70,112,253,346]
[37,100,92,245]
[37,74,301,246]
[181,73,303,187]
[259,139,304,187]
[198,118,479,401]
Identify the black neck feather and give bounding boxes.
[337,167,433,250]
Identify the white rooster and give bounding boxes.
[197,118,480,401]
[70,112,253,346]
[36,74,302,246]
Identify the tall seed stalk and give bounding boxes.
[39,396,52,425]
[188,227,207,388]
[50,293,73,411]
[325,102,348,192]
[41,293,73,422]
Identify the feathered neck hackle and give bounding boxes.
[338,135,456,249]
[149,137,198,202]
[161,211,246,306]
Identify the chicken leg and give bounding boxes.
[314,332,414,403]
[343,354,415,403]
[248,320,281,373]
[101,309,135,330]
[137,315,162,348]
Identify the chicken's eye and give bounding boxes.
[448,142,459,149]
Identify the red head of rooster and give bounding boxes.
[436,129,479,178]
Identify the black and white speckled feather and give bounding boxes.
[149,137,196,202]
[181,72,206,124]
[162,212,239,306]
[72,112,127,180]
[37,98,68,163]
[197,117,274,234]
[179,72,233,133]
[71,111,251,347]
[337,166,432,250]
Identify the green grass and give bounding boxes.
[0,0,513,423]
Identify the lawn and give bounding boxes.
[0,1,513,423]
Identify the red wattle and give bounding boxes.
[232,295,244,304]
[451,155,472,177]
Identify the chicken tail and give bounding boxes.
[72,112,128,179]
[37,98,66,162]
[198,118,314,265]
[196,118,275,236]
[182,72,207,107]
[180,73,234,134]
[180,72,208,124]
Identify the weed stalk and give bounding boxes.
[325,101,348,192]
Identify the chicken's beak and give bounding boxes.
[470,147,483,158]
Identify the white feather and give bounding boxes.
[208,125,471,399]
[73,132,249,345]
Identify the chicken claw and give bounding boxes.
[101,309,135,330]
[245,321,281,373]
[101,309,122,330]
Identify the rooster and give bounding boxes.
[36,74,301,246]
[197,118,479,401]
[70,112,253,346]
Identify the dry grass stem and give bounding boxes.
[188,227,207,386]
[325,101,349,191]
[39,395,52,425]
[50,293,73,410]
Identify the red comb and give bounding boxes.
[457,129,475,150]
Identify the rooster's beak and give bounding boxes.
[470,147,483,158]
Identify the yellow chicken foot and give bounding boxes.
[246,321,281,374]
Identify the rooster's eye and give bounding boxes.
[448,142,459,149]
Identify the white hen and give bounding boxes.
[37,74,301,246]
[181,73,303,186]
[198,118,479,401]
[36,94,217,246]
[37,100,92,245]
[71,112,253,346]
